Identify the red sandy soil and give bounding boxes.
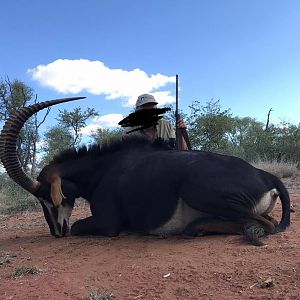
[0,175,299,300]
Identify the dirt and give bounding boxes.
[0,175,299,300]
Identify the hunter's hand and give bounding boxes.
[177,117,187,129]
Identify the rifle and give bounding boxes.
[175,74,192,150]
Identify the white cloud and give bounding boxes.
[28,59,176,106]
[80,113,123,135]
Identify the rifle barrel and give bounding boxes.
[175,74,179,150]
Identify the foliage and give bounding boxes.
[251,159,299,179]
[0,78,33,119]
[274,122,300,162]
[0,173,39,214]
[40,126,73,165]
[57,107,98,147]
[187,99,300,163]
[90,127,124,145]
[187,99,233,151]
[162,104,187,127]
[0,78,34,169]
[0,77,49,175]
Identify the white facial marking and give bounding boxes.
[58,204,73,233]
[39,198,53,208]
[255,188,279,215]
[39,198,61,236]
[150,198,205,235]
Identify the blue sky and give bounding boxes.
[1,0,299,136]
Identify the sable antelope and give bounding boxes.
[0,98,290,245]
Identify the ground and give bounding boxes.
[0,175,299,300]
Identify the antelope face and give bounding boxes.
[39,197,74,237]
[36,179,79,237]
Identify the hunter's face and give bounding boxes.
[136,103,157,111]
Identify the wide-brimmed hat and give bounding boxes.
[135,94,158,108]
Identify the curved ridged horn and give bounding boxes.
[0,97,86,196]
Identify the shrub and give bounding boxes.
[251,159,299,178]
[0,173,39,214]
[87,288,116,300]
[12,266,41,278]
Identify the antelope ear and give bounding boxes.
[48,173,66,207]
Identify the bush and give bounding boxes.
[87,288,115,300]
[12,266,41,278]
[251,159,299,178]
[0,173,39,214]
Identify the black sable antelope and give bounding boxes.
[0,98,290,246]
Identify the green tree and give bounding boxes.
[40,126,73,165]
[187,99,234,152]
[162,104,187,128]
[226,117,265,160]
[90,127,124,145]
[0,78,33,120]
[0,77,49,175]
[186,98,300,162]
[57,107,99,147]
[273,122,300,162]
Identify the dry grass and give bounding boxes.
[11,266,41,279]
[0,190,39,215]
[87,288,116,300]
[252,159,299,178]
[0,193,6,215]
[0,251,17,265]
